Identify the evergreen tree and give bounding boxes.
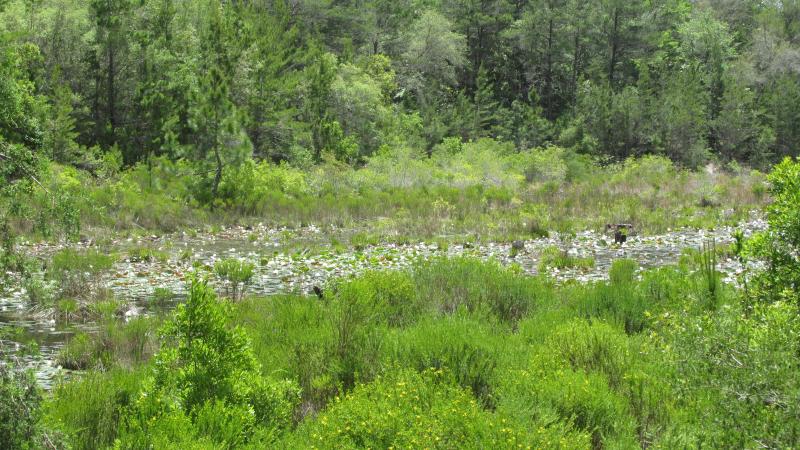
[189,2,251,204]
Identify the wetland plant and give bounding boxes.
[700,239,721,309]
[127,247,168,263]
[538,246,595,271]
[214,258,255,301]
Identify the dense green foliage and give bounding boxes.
[0,0,797,224]
[10,237,794,448]
[1,0,799,448]
[747,157,800,305]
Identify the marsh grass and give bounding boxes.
[126,246,168,263]
[18,155,766,242]
[56,316,160,370]
[44,369,143,450]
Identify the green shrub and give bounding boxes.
[332,270,421,327]
[383,316,500,408]
[284,368,590,449]
[501,367,637,449]
[57,332,96,370]
[328,278,387,391]
[499,320,668,448]
[118,278,300,447]
[49,249,117,299]
[746,157,800,305]
[0,362,43,449]
[235,295,339,414]
[151,287,175,306]
[573,281,650,334]
[609,258,639,285]
[659,300,800,448]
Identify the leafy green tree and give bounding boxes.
[653,66,711,168]
[506,0,571,119]
[399,10,467,107]
[236,2,314,164]
[441,0,514,92]
[470,64,503,139]
[762,75,800,161]
[305,51,338,161]
[712,72,774,165]
[131,0,194,166]
[747,158,800,306]
[0,37,45,269]
[45,81,81,164]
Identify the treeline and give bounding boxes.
[1,0,800,199]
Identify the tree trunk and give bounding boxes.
[608,8,620,87]
[108,43,116,143]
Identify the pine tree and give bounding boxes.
[189,2,251,205]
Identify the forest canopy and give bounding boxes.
[0,0,798,185]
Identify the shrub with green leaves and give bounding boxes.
[383,316,500,408]
[48,249,116,302]
[413,257,551,324]
[44,369,142,450]
[746,157,800,305]
[118,278,299,447]
[284,368,590,449]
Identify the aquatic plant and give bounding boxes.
[214,258,256,301]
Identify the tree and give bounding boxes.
[0,5,46,275]
[189,2,251,204]
[597,0,646,88]
[131,0,195,168]
[712,72,774,165]
[470,64,502,138]
[400,10,467,107]
[506,0,570,119]
[747,157,800,306]
[441,0,514,92]
[235,2,312,164]
[89,0,133,150]
[45,81,81,164]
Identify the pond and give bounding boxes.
[0,216,767,387]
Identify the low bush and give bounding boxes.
[0,361,44,449]
[117,278,300,447]
[383,315,501,408]
[284,368,591,449]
